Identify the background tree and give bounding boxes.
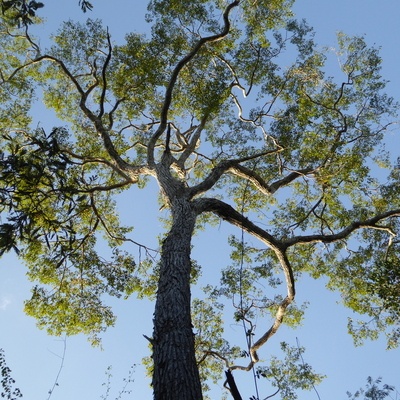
[0,0,399,399]
[347,377,396,400]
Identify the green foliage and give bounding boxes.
[192,295,243,396]
[1,0,43,26]
[1,0,91,27]
[347,377,395,400]
[0,0,400,396]
[0,349,22,400]
[24,246,136,346]
[345,246,400,349]
[0,20,35,129]
[0,127,139,344]
[255,342,325,400]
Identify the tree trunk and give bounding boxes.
[152,197,203,400]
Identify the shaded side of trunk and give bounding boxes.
[152,198,202,400]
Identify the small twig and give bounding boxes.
[47,336,67,400]
[263,387,280,399]
[295,338,321,400]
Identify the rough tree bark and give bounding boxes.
[152,178,202,399]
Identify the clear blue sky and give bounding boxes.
[0,1,399,399]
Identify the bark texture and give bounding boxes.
[152,197,203,400]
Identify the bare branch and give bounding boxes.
[177,114,208,167]
[60,147,151,182]
[197,350,230,369]
[230,252,295,371]
[288,196,324,231]
[46,337,67,400]
[89,193,158,254]
[78,181,132,194]
[268,168,315,193]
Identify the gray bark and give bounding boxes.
[152,197,203,400]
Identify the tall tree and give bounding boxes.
[0,0,399,398]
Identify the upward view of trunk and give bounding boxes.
[152,197,203,400]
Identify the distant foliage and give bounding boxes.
[347,377,395,400]
[0,349,22,400]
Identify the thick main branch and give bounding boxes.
[195,197,280,249]
[189,154,312,198]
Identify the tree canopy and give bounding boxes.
[0,0,399,398]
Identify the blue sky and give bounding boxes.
[0,1,399,399]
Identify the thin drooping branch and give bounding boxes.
[46,337,66,400]
[89,193,158,253]
[147,0,240,167]
[194,197,295,371]
[288,196,324,231]
[246,253,294,362]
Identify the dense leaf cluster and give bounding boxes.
[0,128,137,344]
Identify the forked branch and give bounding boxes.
[147,0,240,166]
[189,153,312,198]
